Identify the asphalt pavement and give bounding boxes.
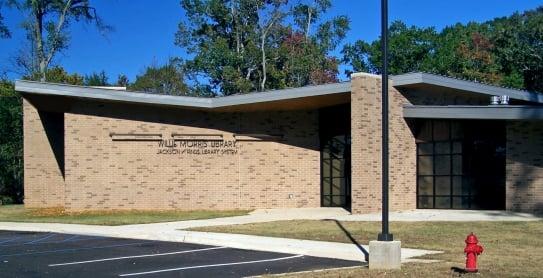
[0,230,361,277]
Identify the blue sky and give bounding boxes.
[1,0,542,82]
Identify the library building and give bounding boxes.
[16,72,543,214]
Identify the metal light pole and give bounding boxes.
[378,0,393,242]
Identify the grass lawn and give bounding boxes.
[192,220,543,277]
[0,205,250,225]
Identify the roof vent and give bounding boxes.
[500,95,510,105]
[490,96,500,105]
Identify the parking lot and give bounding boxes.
[0,230,360,277]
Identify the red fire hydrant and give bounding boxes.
[464,232,484,273]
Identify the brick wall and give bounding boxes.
[506,121,543,214]
[58,101,320,211]
[350,73,417,214]
[23,99,65,207]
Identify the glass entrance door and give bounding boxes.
[321,134,351,208]
[319,104,351,209]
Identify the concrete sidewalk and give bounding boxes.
[115,208,542,231]
[336,209,542,222]
[0,208,538,263]
[0,221,440,263]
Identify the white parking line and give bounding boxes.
[59,235,80,242]
[118,254,304,277]
[24,233,56,245]
[49,246,227,267]
[0,236,21,245]
[1,242,145,257]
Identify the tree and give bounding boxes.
[175,0,349,95]
[25,65,84,85]
[0,80,23,204]
[284,0,348,86]
[279,31,339,87]
[342,21,437,75]
[492,7,543,91]
[9,0,111,81]
[84,70,108,86]
[129,60,191,96]
[115,74,129,87]
[342,6,543,92]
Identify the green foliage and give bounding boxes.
[342,7,543,92]
[175,0,349,95]
[0,80,23,203]
[491,7,543,91]
[115,74,129,87]
[25,66,84,85]
[130,60,192,96]
[343,21,437,75]
[84,70,109,86]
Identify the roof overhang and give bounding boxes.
[392,72,543,104]
[403,105,543,120]
[15,80,351,111]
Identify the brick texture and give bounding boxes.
[23,74,543,214]
[506,121,543,214]
[350,73,417,214]
[46,101,320,211]
[23,99,65,207]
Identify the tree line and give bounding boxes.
[0,1,542,203]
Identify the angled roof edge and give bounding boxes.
[403,105,543,120]
[391,72,543,104]
[15,80,351,109]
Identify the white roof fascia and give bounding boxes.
[15,80,351,109]
[392,72,543,104]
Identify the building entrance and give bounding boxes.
[416,120,506,209]
[320,105,351,209]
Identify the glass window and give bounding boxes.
[322,160,331,178]
[452,176,463,195]
[418,177,433,195]
[322,178,330,195]
[435,142,450,154]
[418,156,433,175]
[418,143,433,155]
[332,159,343,177]
[452,155,462,175]
[434,156,451,175]
[435,197,451,209]
[416,120,505,210]
[331,178,345,195]
[435,177,451,195]
[418,196,433,209]
[452,197,470,209]
[322,196,331,206]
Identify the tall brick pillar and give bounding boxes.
[350,73,417,214]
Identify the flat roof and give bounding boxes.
[392,72,543,104]
[16,72,543,111]
[403,105,543,120]
[15,80,351,111]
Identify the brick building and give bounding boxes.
[15,72,543,214]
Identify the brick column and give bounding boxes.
[23,99,65,208]
[350,73,417,214]
[506,121,543,214]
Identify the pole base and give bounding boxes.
[369,240,402,269]
[378,233,394,241]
